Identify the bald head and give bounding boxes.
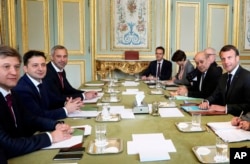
[204,47,216,63]
[194,51,211,73]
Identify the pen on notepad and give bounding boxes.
[239,111,244,119]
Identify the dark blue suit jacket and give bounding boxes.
[0,91,55,159]
[188,63,222,98]
[0,147,7,164]
[43,62,83,108]
[13,74,67,120]
[207,66,250,116]
[142,59,172,80]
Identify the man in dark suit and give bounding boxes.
[187,47,219,83]
[43,45,97,108]
[13,50,83,120]
[172,51,222,98]
[141,46,172,80]
[0,45,72,159]
[199,45,250,116]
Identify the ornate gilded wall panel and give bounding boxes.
[57,0,84,55]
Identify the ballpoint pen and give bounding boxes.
[239,111,244,119]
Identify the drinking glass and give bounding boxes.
[151,101,160,116]
[191,113,201,128]
[95,124,107,147]
[215,137,228,162]
[101,103,110,120]
[155,77,161,91]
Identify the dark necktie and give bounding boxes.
[5,94,16,125]
[58,72,64,89]
[37,83,43,97]
[157,63,161,78]
[199,73,205,91]
[225,74,232,96]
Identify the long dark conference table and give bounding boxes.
[8,80,250,164]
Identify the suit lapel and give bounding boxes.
[49,62,64,90]
[23,75,41,100]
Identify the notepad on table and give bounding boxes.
[207,121,250,142]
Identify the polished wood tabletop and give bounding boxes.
[8,80,250,164]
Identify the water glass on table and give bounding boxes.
[191,113,201,129]
[215,136,228,162]
[95,124,107,147]
[101,103,110,120]
[151,101,160,116]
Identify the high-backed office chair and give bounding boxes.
[124,51,139,60]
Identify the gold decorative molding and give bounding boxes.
[7,0,16,48]
[165,0,171,58]
[96,59,150,78]
[91,0,96,80]
[57,0,84,55]
[233,0,240,47]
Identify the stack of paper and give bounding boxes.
[122,81,139,86]
[122,89,144,95]
[159,108,184,117]
[207,121,250,142]
[127,133,176,162]
[68,110,100,118]
[109,106,135,119]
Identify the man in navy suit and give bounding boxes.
[13,50,83,120]
[141,46,172,80]
[172,51,222,98]
[0,45,72,159]
[43,45,97,108]
[199,45,250,116]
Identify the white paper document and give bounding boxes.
[83,92,104,104]
[43,136,83,149]
[109,106,135,119]
[127,133,176,162]
[81,88,102,92]
[68,110,100,118]
[207,121,250,142]
[139,148,170,162]
[159,108,184,117]
[122,81,139,86]
[127,139,176,155]
[122,89,144,95]
[71,125,92,136]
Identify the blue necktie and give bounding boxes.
[225,74,232,96]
